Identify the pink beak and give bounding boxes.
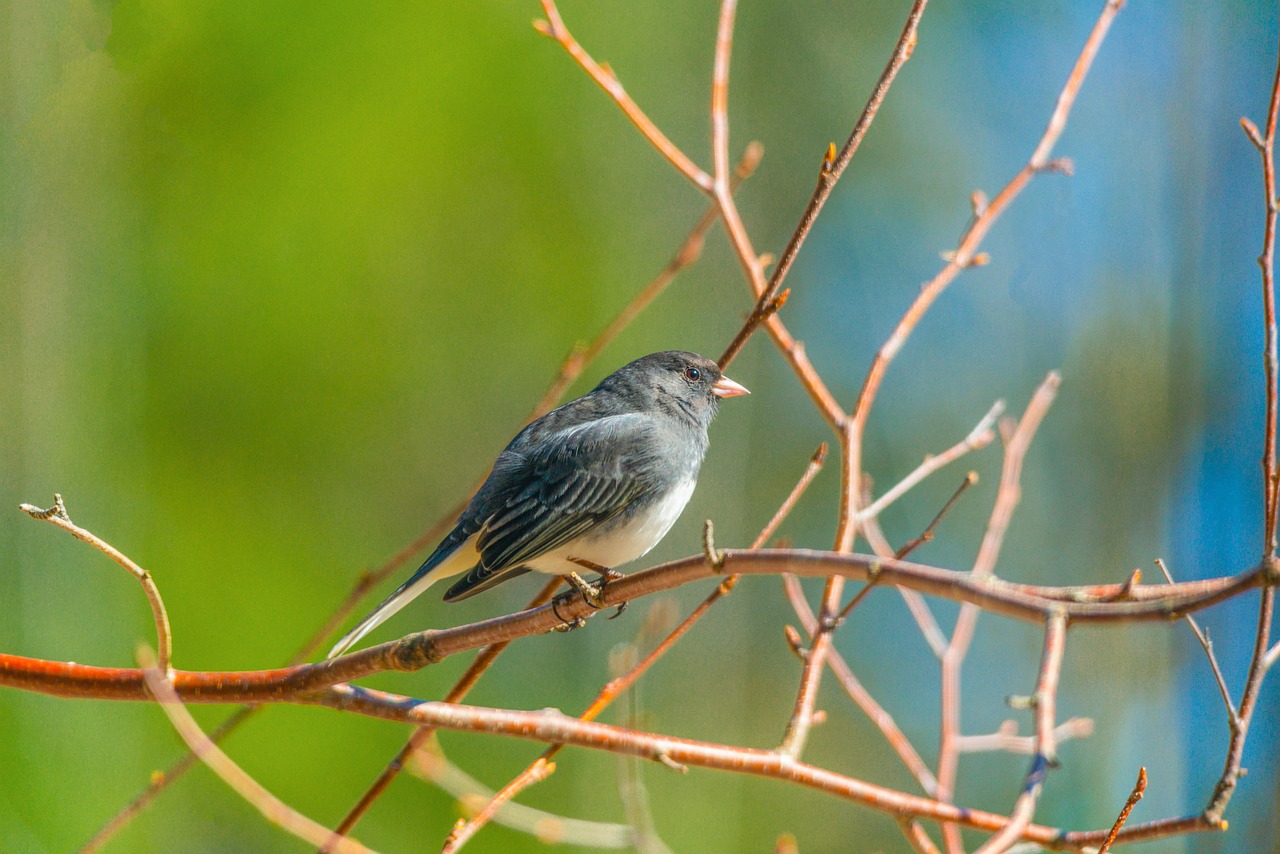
[712,375,750,398]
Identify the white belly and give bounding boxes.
[527,478,697,574]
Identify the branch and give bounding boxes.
[937,372,1061,849]
[857,400,1001,523]
[534,1,712,192]
[1097,767,1147,854]
[20,494,173,676]
[1154,557,1238,723]
[3,552,1269,705]
[973,612,1067,854]
[136,648,376,854]
[410,746,633,848]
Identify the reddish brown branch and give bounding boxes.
[937,373,1061,850]
[1098,767,1147,853]
[2,552,1267,705]
[534,1,713,192]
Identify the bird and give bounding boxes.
[326,350,749,659]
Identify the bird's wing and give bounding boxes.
[473,413,657,574]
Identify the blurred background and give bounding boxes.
[2,1,1278,851]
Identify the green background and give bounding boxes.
[3,1,1278,851]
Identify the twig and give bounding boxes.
[972,612,1067,854]
[718,0,931,370]
[783,574,939,796]
[1242,44,1280,551]
[1097,767,1147,854]
[889,471,979,563]
[857,401,1002,524]
[20,494,173,676]
[1154,558,1238,723]
[534,1,712,192]
[136,647,376,854]
[955,717,1093,755]
[409,746,633,847]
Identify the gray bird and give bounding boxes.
[326,351,748,658]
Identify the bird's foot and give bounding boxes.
[567,559,629,617]
[566,571,605,609]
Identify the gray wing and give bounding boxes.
[443,414,658,601]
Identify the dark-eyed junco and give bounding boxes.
[326,351,748,658]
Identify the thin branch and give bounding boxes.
[1154,558,1238,723]
[955,717,1094,755]
[888,471,980,564]
[534,1,713,192]
[20,494,173,676]
[783,574,939,796]
[858,400,1001,523]
[1242,37,1280,551]
[1097,767,1147,854]
[718,0,931,370]
[972,612,1067,854]
[409,746,633,848]
[136,648,376,854]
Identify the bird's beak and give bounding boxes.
[712,375,750,398]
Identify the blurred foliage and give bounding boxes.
[2,1,1279,851]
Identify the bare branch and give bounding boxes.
[973,612,1067,854]
[20,494,174,676]
[1098,767,1147,853]
[535,1,713,191]
[136,648,376,854]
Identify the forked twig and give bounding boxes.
[20,494,173,676]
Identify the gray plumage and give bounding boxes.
[326,351,748,658]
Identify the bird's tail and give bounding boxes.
[326,536,476,659]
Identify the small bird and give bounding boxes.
[326,350,748,658]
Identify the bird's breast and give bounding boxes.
[576,477,697,568]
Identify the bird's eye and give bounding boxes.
[685,367,701,382]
